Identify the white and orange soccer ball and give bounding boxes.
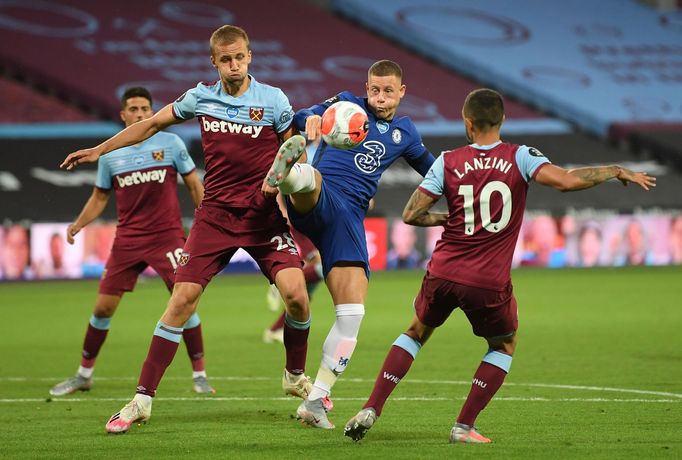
[320,101,369,149]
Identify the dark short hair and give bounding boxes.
[121,87,152,108]
[463,88,504,131]
[210,25,250,55]
[368,60,402,80]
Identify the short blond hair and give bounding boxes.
[210,25,249,55]
[368,60,403,80]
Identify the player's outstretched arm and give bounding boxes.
[60,104,181,170]
[67,187,111,244]
[182,171,204,207]
[535,164,656,192]
[402,189,448,227]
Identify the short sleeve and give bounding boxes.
[170,134,196,175]
[95,157,112,189]
[419,154,445,197]
[515,145,551,182]
[172,87,199,121]
[273,88,295,133]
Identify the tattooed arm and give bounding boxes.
[402,189,448,227]
[535,164,656,192]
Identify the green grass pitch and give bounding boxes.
[1,267,680,459]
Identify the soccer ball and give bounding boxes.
[321,101,369,149]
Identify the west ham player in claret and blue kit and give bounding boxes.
[62,25,314,434]
[343,89,656,444]
[49,87,215,397]
[264,60,435,428]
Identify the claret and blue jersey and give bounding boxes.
[96,132,195,238]
[172,76,295,209]
[294,91,433,210]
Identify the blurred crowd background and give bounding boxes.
[1,0,681,280]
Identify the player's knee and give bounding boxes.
[281,287,309,319]
[486,331,517,355]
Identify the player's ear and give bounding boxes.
[119,110,126,123]
[399,84,406,98]
[210,54,217,69]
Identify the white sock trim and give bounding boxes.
[335,303,365,317]
[77,365,94,379]
[279,163,316,195]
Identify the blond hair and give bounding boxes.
[210,25,249,55]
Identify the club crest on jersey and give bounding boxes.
[376,120,389,134]
[249,107,264,121]
[177,252,190,266]
[392,129,402,144]
[152,150,165,161]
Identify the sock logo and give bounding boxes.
[383,372,401,384]
[338,357,349,367]
[473,378,487,389]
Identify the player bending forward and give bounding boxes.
[343,88,655,443]
[50,87,214,397]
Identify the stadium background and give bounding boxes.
[1,0,681,280]
[0,2,681,458]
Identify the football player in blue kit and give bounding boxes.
[263,59,435,429]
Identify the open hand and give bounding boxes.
[616,168,657,191]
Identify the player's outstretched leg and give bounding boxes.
[266,134,306,187]
[344,408,377,441]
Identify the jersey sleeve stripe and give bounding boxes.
[531,162,550,181]
[418,185,441,199]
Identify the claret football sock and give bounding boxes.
[136,321,183,397]
[182,313,205,372]
[457,351,512,426]
[283,313,310,375]
[364,334,421,416]
[80,315,111,369]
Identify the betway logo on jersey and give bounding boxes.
[201,117,263,138]
[116,169,167,188]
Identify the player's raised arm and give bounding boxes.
[60,104,182,170]
[294,93,348,143]
[535,164,656,192]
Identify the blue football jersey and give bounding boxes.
[294,91,433,209]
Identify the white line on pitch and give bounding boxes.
[3,375,681,399]
[0,396,679,404]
